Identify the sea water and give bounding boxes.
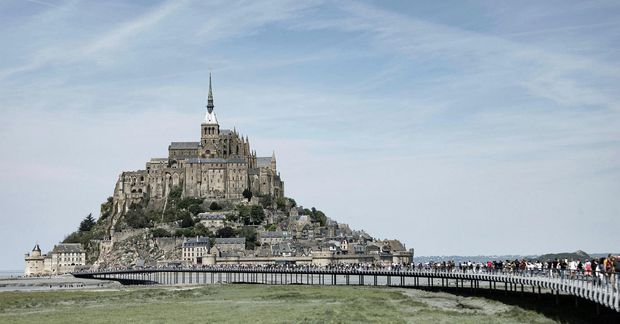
[0,270,23,279]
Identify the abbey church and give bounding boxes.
[114,75,284,210]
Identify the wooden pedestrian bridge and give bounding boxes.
[73,267,619,313]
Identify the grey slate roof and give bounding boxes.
[52,243,84,253]
[183,237,210,247]
[215,237,245,244]
[256,157,272,168]
[227,157,247,164]
[198,213,226,220]
[220,129,232,135]
[170,142,200,149]
[186,157,227,164]
[260,231,289,238]
[186,157,247,165]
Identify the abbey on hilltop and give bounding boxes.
[114,74,284,210]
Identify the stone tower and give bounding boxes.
[24,244,45,276]
[201,73,220,158]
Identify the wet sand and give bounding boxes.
[0,275,121,292]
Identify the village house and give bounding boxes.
[258,231,290,245]
[198,213,227,231]
[214,237,245,255]
[182,237,210,264]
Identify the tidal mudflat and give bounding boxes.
[0,284,559,323]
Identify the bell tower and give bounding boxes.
[201,73,220,158]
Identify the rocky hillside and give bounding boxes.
[94,229,182,268]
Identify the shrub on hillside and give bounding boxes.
[209,202,222,211]
[151,228,172,238]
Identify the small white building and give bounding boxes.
[182,237,210,264]
[48,243,86,274]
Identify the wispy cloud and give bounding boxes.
[293,1,620,111]
[1,0,619,268]
[0,0,186,79]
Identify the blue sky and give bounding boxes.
[1,0,619,269]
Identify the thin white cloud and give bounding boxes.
[0,0,186,79]
[295,1,620,111]
[80,0,187,58]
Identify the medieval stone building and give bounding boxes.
[112,74,284,213]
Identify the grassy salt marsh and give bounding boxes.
[0,284,562,323]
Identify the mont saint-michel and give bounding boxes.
[3,1,620,322]
[23,75,412,275]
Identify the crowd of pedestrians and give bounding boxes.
[416,254,619,286]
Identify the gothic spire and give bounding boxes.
[207,73,214,113]
[203,73,218,124]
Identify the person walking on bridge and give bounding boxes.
[605,254,616,288]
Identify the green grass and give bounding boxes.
[0,285,555,323]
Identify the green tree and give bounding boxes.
[188,204,205,215]
[237,205,250,224]
[168,186,182,201]
[63,230,96,246]
[151,228,172,237]
[209,202,222,211]
[242,188,253,202]
[225,212,238,222]
[307,207,327,226]
[175,228,195,237]
[275,197,287,210]
[178,197,204,210]
[179,211,194,228]
[63,231,83,244]
[99,197,114,221]
[239,226,257,250]
[145,209,160,225]
[193,222,211,237]
[216,226,235,238]
[163,209,178,223]
[79,213,96,232]
[314,210,327,226]
[287,197,297,208]
[125,207,149,228]
[249,205,265,225]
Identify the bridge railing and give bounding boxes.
[73,266,618,288]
